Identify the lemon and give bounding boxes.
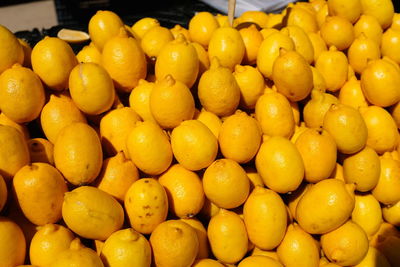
[194,108,222,138]
[155,34,199,88]
[359,105,399,154]
[192,259,225,267]
[180,218,210,259]
[131,17,160,39]
[277,223,320,267]
[382,200,400,226]
[321,220,369,266]
[203,158,250,209]
[327,0,362,23]
[239,24,263,65]
[31,36,78,91]
[0,217,26,267]
[54,122,102,185]
[49,238,104,267]
[159,164,205,218]
[124,178,168,234]
[303,90,339,128]
[372,157,400,205]
[29,224,75,267]
[198,57,240,116]
[140,25,174,59]
[102,29,147,93]
[281,25,314,64]
[170,24,191,41]
[218,110,262,164]
[126,121,172,175]
[323,103,368,154]
[255,90,295,138]
[100,228,151,267]
[238,255,283,267]
[207,209,248,264]
[295,128,337,183]
[285,5,319,33]
[338,76,369,109]
[348,33,381,75]
[208,26,245,70]
[0,25,24,74]
[307,32,327,63]
[76,42,102,64]
[191,41,210,76]
[57,28,90,43]
[95,151,139,202]
[150,219,199,267]
[149,74,195,129]
[256,136,304,193]
[0,125,30,181]
[360,0,394,29]
[381,27,400,65]
[296,179,355,234]
[128,79,156,122]
[233,64,265,110]
[352,193,383,237]
[0,63,45,124]
[272,49,313,102]
[243,186,287,250]
[343,146,380,192]
[188,11,219,48]
[315,46,348,92]
[354,14,383,44]
[40,92,87,143]
[0,112,29,140]
[354,246,391,267]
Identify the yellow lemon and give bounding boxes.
[88,10,124,51]
[155,34,199,88]
[203,158,250,209]
[31,36,78,91]
[40,92,87,144]
[0,217,26,267]
[348,33,381,74]
[12,163,67,226]
[131,17,160,39]
[128,79,156,122]
[76,42,102,64]
[352,193,383,237]
[257,32,295,79]
[277,223,320,267]
[0,125,30,181]
[140,25,174,60]
[382,200,400,226]
[343,146,380,192]
[208,26,245,70]
[125,121,172,175]
[150,219,199,267]
[194,108,222,138]
[171,120,218,171]
[62,186,124,240]
[338,76,369,109]
[243,186,287,250]
[28,138,54,165]
[68,62,115,115]
[192,259,225,267]
[170,24,191,41]
[320,16,355,50]
[149,75,195,129]
[296,179,355,234]
[198,57,240,116]
[100,228,151,267]
[307,32,327,63]
[256,136,304,193]
[0,112,29,140]
[207,209,248,264]
[218,110,262,164]
[286,182,312,220]
[303,90,339,128]
[102,29,147,93]
[95,151,139,202]
[180,218,209,259]
[0,25,24,74]
[360,0,394,29]
[54,122,102,185]
[321,220,369,266]
[354,246,391,267]
[238,255,283,267]
[29,224,75,267]
[322,103,368,154]
[354,14,383,44]
[159,164,205,218]
[0,64,45,123]
[372,157,400,205]
[99,106,141,156]
[295,128,337,183]
[327,0,362,23]
[235,10,269,28]
[233,65,265,110]
[316,3,329,28]
[281,25,314,64]
[188,11,219,48]
[255,90,295,138]
[124,178,168,234]
[381,27,400,65]
[191,41,210,76]
[260,28,279,39]
[285,5,319,33]
[272,49,313,102]
[49,238,103,267]
[239,24,263,65]
[359,105,399,154]
[315,46,348,92]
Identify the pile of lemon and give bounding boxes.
[0,0,400,266]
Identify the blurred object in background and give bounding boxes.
[200,0,298,16]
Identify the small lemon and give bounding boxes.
[303,90,339,128]
[354,14,383,44]
[131,17,160,39]
[76,42,102,64]
[348,33,381,74]
[352,193,383,237]
[140,25,174,59]
[188,11,219,48]
[338,76,369,109]
[128,79,156,122]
